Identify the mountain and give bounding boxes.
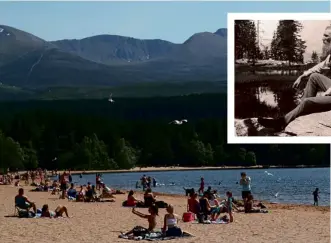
[0,25,227,94]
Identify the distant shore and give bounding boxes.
[57,165,329,175]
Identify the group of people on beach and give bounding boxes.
[14,187,69,218]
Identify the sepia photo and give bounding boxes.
[228,13,331,143]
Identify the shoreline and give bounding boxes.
[61,165,329,175]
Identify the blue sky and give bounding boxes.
[0,1,329,43]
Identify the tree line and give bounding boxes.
[0,95,329,172]
[235,20,307,64]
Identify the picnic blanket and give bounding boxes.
[119,231,194,241]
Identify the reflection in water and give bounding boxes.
[236,81,300,119]
[255,87,278,108]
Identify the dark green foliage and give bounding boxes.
[0,95,329,170]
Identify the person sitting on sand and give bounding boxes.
[244,194,268,213]
[120,206,158,239]
[198,191,216,221]
[67,183,77,199]
[127,190,143,207]
[41,204,69,218]
[85,185,98,202]
[144,188,156,207]
[187,192,200,216]
[76,185,85,202]
[101,183,115,198]
[162,204,183,237]
[15,188,37,213]
[208,193,221,221]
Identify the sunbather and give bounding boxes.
[15,188,37,213]
[187,192,200,216]
[41,204,69,218]
[67,183,77,199]
[144,188,156,207]
[126,190,143,206]
[198,191,216,221]
[120,206,158,239]
[162,205,183,237]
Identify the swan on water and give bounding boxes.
[264,171,273,176]
[169,119,188,125]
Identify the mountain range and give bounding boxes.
[0,25,227,99]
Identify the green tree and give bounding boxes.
[22,145,38,169]
[114,138,138,169]
[0,131,25,171]
[245,151,257,166]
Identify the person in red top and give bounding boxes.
[126,190,143,207]
[187,192,200,215]
[198,177,204,194]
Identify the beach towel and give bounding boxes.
[193,219,229,224]
[119,231,193,241]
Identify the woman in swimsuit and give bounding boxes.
[120,205,158,239]
[163,204,183,237]
[41,204,69,218]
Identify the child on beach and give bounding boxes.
[313,188,319,206]
[120,205,158,239]
[226,191,234,222]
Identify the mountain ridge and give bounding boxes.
[0,25,227,98]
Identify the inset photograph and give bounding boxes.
[228,13,331,143]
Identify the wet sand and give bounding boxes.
[0,185,329,243]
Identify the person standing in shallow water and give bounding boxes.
[313,188,319,206]
[198,177,204,194]
[240,172,251,207]
[258,25,331,132]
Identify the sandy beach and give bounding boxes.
[0,184,329,243]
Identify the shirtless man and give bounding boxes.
[258,25,331,131]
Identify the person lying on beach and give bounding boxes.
[187,192,200,216]
[15,188,37,213]
[41,204,69,218]
[163,205,183,237]
[120,206,158,239]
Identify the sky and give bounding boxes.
[259,20,331,58]
[0,1,330,43]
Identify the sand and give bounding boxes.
[0,185,329,243]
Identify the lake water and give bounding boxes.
[72,168,330,206]
[235,81,300,118]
